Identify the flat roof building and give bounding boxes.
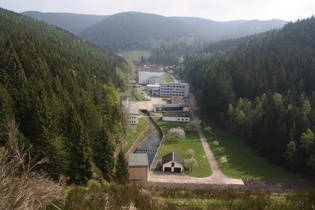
[138,69,164,85]
[162,112,191,122]
[160,82,190,98]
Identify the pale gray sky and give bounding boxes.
[1,0,314,21]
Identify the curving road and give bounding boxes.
[148,93,244,185]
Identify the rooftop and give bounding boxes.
[140,68,163,73]
[129,106,139,115]
[153,104,188,108]
[171,96,185,104]
[162,151,184,165]
[128,153,149,167]
[160,82,189,86]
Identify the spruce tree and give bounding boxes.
[65,105,93,185]
[115,150,128,183]
[93,127,115,182]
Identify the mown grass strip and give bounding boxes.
[205,131,301,179]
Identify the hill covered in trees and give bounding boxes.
[22,11,108,35]
[79,12,286,53]
[0,8,134,184]
[22,11,286,53]
[177,17,315,175]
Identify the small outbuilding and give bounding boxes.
[162,151,185,173]
[128,153,149,181]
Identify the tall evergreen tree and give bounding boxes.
[65,105,93,185]
[115,150,128,183]
[93,127,115,182]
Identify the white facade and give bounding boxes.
[162,161,185,172]
[162,115,190,122]
[138,70,164,84]
[127,106,139,125]
[160,83,190,98]
[162,152,185,173]
[127,114,139,125]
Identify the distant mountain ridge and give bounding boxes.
[22,11,108,34]
[22,11,287,52]
[172,17,287,40]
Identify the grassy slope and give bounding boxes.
[205,131,301,179]
[120,50,151,60]
[155,119,212,177]
[164,73,174,83]
[122,115,148,155]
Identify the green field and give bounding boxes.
[205,131,301,179]
[121,115,148,155]
[155,119,212,177]
[164,73,174,83]
[133,91,147,101]
[120,50,151,60]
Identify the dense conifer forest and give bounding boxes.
[176,17,315,175]
[0,8,135,184]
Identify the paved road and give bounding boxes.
[149,93,244,185]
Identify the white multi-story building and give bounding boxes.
[159,82,190,98]
[120,96,139,125]
[138,69,164,85]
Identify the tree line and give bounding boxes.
[0,9,134,184]
[176,16,315,176]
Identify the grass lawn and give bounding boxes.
[205,131,301,179]
[155,119,212,177]
[121,115,148,155]
[133,91,147,101]
[120,50,151,60]
[164,73,174,83]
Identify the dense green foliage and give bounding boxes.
[115,150,129,183]
[177,17,315,175]
[79,12,199,53]
[148,40,206,65]
[172,17,286,41]
[0,9,134,184]
[79,12,286,53]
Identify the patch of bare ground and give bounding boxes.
[146,179,315,193]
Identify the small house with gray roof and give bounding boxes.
[162,151,185,173]
[128,153,149,180]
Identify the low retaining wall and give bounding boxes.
[125,123,150,158]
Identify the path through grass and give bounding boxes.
[205,131,301,179]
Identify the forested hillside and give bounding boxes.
[78,12,286,53]
[177,17,315,175]
[172,17,286,40]
[22,11,108,34]
[0,8,134,184]
[79,12,200,52]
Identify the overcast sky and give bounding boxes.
[1,0,314,21]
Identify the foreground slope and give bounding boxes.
[0,8,133,184]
